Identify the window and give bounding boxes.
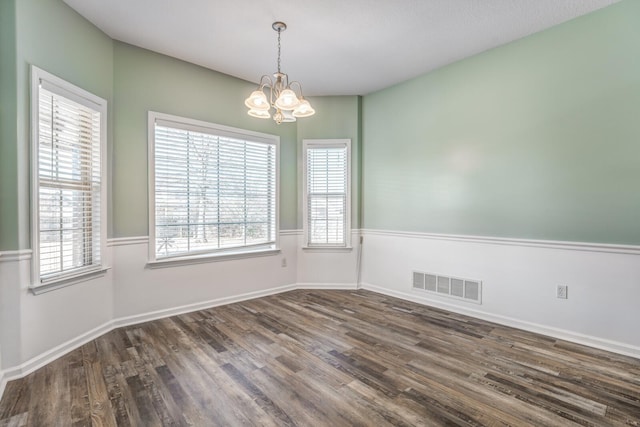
[149,112,279,263]
[31,66,107,289]
[303,139,351,248]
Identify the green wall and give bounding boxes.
[112,42,299,236]
[1,0,115,250]
[296,95,361,229]
[0,0,360,250]
[0,0,18,251]
[362,0,640,245]
[112,46,362,237]
[5,0,636,249]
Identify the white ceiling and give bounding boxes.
[63,0,618,96]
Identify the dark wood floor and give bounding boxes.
[1,290,639,426]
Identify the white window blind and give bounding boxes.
[35,75,105,283]
[152,116,278,259]
[304,140,351,247]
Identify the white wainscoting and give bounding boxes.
[0,250,31,373]
[296,230,362,286]
[111,233,298,318]
[0,251,30,400]
[0,248,113,389]
[0,340,4,401]
[359,229,640,359]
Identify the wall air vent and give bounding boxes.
[451,278,464,298]
[425,274,437,292]
[412,271,425,290]
[412,270,482,304]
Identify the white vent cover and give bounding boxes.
[412,271,482,304]
[412,271,424,289]
[451,278,464,298]
[437,276,449,294]
[425,274,437,292]
[465,281,480,301]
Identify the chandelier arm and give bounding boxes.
[288,81,306,99]
[280,73,289,91]
[269,85,276,107]
[256,75,276,107]
[258,75,274,90]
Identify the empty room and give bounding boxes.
[1,0,639,425]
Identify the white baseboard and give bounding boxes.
[112,283,298,329]
[296,282,358,290]
[359,282,640,360]
[0,370,6,403]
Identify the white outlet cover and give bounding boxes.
[557,285,568,299]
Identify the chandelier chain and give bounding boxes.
[277,28,281,74]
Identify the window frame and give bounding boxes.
[302,139,352,249]
[147,111,280,266]
[30,65,109,293]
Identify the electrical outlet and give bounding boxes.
[557,285,568,299]
[281,258,287,268]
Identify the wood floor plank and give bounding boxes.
[82,342,118,427]
[0,376,30,421]
[249,363,344,426]
[68,347,92,427]
[0,412,28,427]
[1,289,639,426]
[161,318,267,426]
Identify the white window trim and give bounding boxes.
[146,246,281,269]
[30,66,109,293]
[147,111,280,265]
[302,139,352,250]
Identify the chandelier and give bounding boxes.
[244,22,315,124]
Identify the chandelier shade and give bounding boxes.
[248,109,271,119]
[274,88,300,111]
[292,99,315,118]
[244,90,270,111]
[244,22,315,124]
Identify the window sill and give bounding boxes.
[147,247,281,269]
[302,246,353,253]
[29,267,110,295]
